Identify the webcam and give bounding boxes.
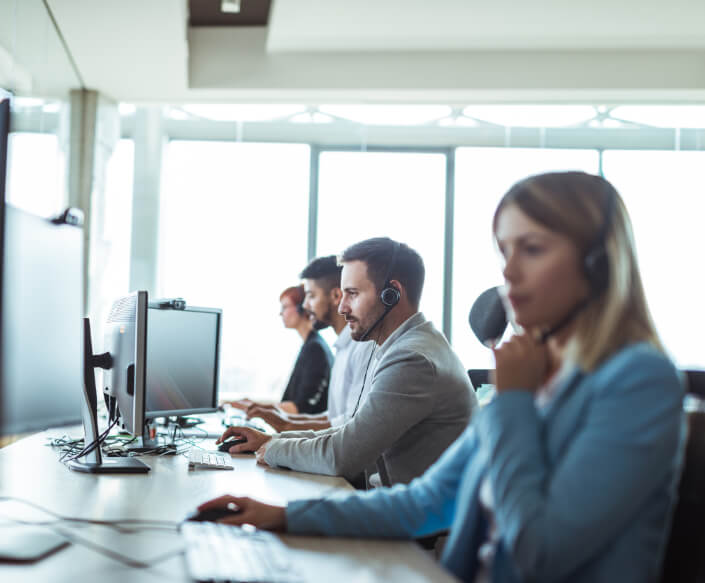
[153,298,186,310]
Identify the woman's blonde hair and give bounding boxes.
[493,171,663,371]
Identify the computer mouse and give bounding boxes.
[217,436,248,453]
[184,507,242,523]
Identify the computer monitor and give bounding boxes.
[102,291,148,438]
[67,316,149,474]
[0,204,84,436]
[144,304,221,420]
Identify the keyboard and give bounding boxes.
[181,521,299,582]
[188,450,234,470]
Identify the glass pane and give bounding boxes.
[158,141,310,400]
[90,139,135,345]
[317,151,447,331]
[6,132,66,217]
[453,148,600,370]
[602,151,705,368]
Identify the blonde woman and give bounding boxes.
[199,172,684,583]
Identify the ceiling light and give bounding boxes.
[179,104,306,122]
[438,115,477,128]
[318,105,452,126]
[221,0,241,14]
[462,105,596,128]
[610,106,705,128]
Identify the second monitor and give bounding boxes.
[145,303,222,423]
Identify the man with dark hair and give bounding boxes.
[337,237,425,341]
[340,237,426,314]
[219,237,476,488]
[246,255,373,431]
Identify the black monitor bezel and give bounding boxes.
[143,304,222,420]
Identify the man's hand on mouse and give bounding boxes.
[197,495,286,531]
[216,426,271,454]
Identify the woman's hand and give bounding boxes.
[197,495,286,530]
[492,331,549,393]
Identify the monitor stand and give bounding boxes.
[122,418,178,454]
[67,318,150,474]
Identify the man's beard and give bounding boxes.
[348,305,387,342]
[312,319,330,331]
[311,302,336,331]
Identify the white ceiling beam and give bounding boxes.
[268,0,705,52]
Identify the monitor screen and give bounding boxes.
[0,205,83,436]
[144,306,221,418]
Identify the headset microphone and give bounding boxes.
[537,297,590,343]
[359,304,394,342]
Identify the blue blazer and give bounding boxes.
[287,342,685,583]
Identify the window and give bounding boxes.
[453,147,600,369]
[6,132,66,217]
[158,141,310,400]
[602,151,705,368]
[316,150,447,331]
[89,139,135,344]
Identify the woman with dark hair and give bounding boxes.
[229,285,333,415]
[203,172,684,583]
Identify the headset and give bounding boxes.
[359,240,401,341]
[379,240,401,308]
[582,181,616,293]
[540,181,617,342]
[296,302,305,315]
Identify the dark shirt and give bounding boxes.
[281,330,333,414]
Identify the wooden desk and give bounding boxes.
[0,428,458,583]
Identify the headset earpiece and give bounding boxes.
[583,182,616,293]
[583,246,609,292]
[380,284,400,308]
[296,302,305,315]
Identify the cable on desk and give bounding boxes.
[56,417,119,463]
[0,499,185,569]
[49,421,215,462]
[0,496,180,533]
[32,522,184,569]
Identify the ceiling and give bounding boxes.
[2,0,705,103]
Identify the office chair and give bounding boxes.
[659,370,705,583]
[467,369,490,390]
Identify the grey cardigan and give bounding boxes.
[263,312,477,486]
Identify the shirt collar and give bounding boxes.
[375,312,426,360]
[333,324,353,351]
